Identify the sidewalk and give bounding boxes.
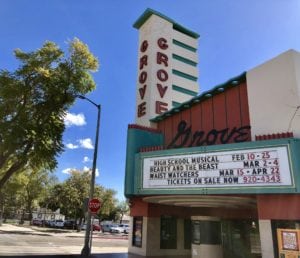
[0,223,128,239]
[0,223,87,239]
[0,223,129,256]
[0,223,36,232]
[0,224,183,258]
[0,255,129,258]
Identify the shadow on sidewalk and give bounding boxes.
[0,254,154,258]
[0,254,130,258]
[0,254,185,258]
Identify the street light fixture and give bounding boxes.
[76,95,101,257]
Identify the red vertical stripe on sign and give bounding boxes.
[201,98,214,134]
[191,103,202,133]
[181,108,191,129]
[163,118,171,147]
[172,112,182,146]
[225,87,241,144]
[212,93,227,144]
[161,117,173,148]
[239,82,250,126]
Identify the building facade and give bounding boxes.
[125,9,300,258]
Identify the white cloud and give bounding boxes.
[83,156,92,163]
[62,168,74,174]
[83,166,99,177]
[62,166,99,177]
[65,138,94,150]
[64,112,86,127]
[78,138,94,149]
[66,143,79,149]
[83,166,90,172]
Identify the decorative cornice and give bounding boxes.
[133,8,200,39]
[128,124,162,134]
[255,132,294,141]
[140,146,165,153]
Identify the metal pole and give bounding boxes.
[78,96,101,257]
[89,216,95,252]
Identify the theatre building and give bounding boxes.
[125,9,300,258]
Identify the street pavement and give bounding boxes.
[0,223,130,257]
[0,224,182,258]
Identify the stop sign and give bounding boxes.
[88,198,101,214]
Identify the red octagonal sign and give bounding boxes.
[88,198,101,214]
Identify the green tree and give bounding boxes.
[19,168,52,221]
[0,167,53,224]
[116,200,129,223]
[61,170,91,220]
[0,173,24,223]
[0,38,98,188]
[95,187,117,220]
[41,170,117,224]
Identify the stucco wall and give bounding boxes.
[247,50,300,139]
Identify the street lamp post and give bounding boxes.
[76,95,101,257]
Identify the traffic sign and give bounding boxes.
[88,198,101,214]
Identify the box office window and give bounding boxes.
[160,216,177,249]
[132,217,143,247]
[192,220,221,245]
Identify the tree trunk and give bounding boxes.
[119,213,124,224]
[0,191,4,226]
[0,161,24,189]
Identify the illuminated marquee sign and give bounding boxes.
[142,146,293,190]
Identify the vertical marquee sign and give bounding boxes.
[135,13,172,127]
[133,9,199,127]
[137,38,170,118]
[142,145,294,192]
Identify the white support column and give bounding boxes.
[258,219,275,258]
[191,216,223,258]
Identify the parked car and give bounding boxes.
[49,219,64,228]
[81,223,102,232]
[110,224,129,233]
[124,226,130,234]
[92,224,102,232]
[101,224,114,232]
[44,220,52,227]
[64,220,77,229]
[81,223,86,230]
[32,219,43,226]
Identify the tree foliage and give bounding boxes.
[0,38,98,188]
[0,168,53,222]
[20,168,52,220]
[0,169,120,224]
[41,170,118,222]
[115,200,129,223]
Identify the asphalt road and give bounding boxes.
[0,224,128,256]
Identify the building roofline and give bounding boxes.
[150,72,247,122]
[133,8,200,39]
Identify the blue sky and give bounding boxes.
[1,0,300,201]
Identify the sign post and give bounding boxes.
[87,198,101,254]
